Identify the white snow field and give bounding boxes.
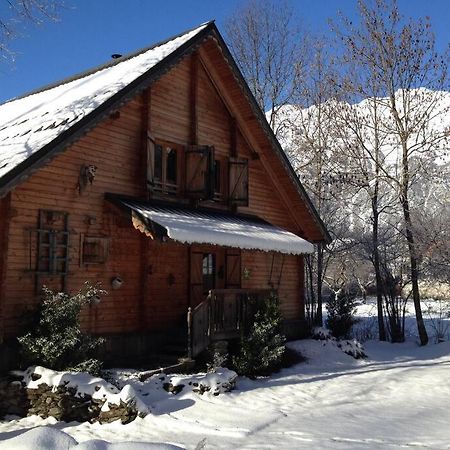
[1,301,450,449]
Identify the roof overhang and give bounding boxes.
[107,195,314,255]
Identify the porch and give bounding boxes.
[188,288,272,358]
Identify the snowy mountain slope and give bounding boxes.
[272,89,450,168]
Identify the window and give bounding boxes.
[153,144,178,194]
[148,140,179,195]
[202,253,216,293]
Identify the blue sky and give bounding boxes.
[0,0,449,103]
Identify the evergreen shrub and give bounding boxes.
[326,288,357,339]
[232,292,286,378]
[18,282,106,375]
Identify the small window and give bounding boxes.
[81,236,109,265]
[202,253,216,293]
[149,142,179,195]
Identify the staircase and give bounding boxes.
[187,288,272,358]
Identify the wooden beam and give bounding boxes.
[230,117,237,157]
[142,89,151,200]
[190,52,199,145]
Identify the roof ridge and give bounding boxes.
[1,20,214,106]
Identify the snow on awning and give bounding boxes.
[112,197,314,255]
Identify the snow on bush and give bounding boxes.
[311,327,333,340]
[165,368,238,396]
[336,340,367,359]
[311,327,366,359]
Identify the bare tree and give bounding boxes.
[333,0,450,345]
[225,0,307,131]
[330,96,395,341]
[285,39,348,326]
[0,0,62,61]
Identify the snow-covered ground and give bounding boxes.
[1,299,450,449]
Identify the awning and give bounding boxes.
[107,195,314,255]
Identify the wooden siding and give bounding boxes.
[2,98,146,336]
[242,251,304,321]
[0,194,11,342]
[2,44,308,337]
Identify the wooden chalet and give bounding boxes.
[0,22,329,368]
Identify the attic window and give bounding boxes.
[81,235,109,265]
[150,143,179,195]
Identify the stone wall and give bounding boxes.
[0,374,141,424]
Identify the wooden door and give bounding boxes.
[189,245,226,307]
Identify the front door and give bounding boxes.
[190,245,236,307]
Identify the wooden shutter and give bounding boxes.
[229,157,249,206]
[225,250,241,288]
[185,145,214,199]
[146,132,155,191]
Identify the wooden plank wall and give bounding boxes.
[241,251,304,321]
[2,48,307,337]
[0,194,11,342]
[2,98,146,336]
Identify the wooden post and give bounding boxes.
[298,255,305,320]
[187,306,192,359]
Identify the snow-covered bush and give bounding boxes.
[312,326,366,359]
[232,292,286,378]
[311,326,333,340]
[18,283,106,375]
[326,288,357,339]
[336,339,367,359]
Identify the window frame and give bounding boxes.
[148,139,183,196]
[202,252,216,294]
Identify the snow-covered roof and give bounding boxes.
[0,22,210,187]
[112,197,314,255]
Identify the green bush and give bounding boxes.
[232,292,286,378]
[18,282,106,375]
[326,288,357,339]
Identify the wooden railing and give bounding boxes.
[187,288,272,358]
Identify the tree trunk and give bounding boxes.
[402,197,428,345]
[401,192,428,345]
[372,196,386,341]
